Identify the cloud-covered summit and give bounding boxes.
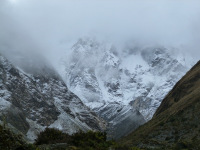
[0,0,200,62]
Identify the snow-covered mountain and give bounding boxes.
[62,38,195,139]
[0,51,106,141]
[0,37,195,140]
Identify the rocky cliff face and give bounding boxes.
[62,38,194,139]
[0,52,106,141]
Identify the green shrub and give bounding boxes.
[35,128,71,145]
[35,128,115,150]
[0,124,36,150]
[159,121,164,126]
[113,144,142,150]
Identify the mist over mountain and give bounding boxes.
[1,0,200,147]
[0,0,200,63]
[59,37,196,139]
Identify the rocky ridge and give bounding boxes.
[0,52,106,141]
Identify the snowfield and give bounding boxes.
[61,38,195,138]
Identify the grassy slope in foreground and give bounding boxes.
[120,60,200,149]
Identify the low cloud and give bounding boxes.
[0,0,200,62]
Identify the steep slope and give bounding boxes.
[62,38,194,139]
[0,52,105,141]
[0,124,34,150]
[120,60,200,149]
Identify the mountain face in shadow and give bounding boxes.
[120,60,200,149]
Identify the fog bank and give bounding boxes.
[0,0,200,63]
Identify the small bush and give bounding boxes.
[35,128,115,150]
[159,121,164,126]
[35,128,71,145]
[113,144,142,150]
[0,124,36,150]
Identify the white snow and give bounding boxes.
[0,98,11,111]
[121,53,149,73]
[62,38,195,121]
[26,119,45,142]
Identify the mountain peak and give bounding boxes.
[61,38,195,139]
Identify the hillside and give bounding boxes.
[0,124,34,150]
[120,60,200,149]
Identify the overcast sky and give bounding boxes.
[0,0,200,62]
